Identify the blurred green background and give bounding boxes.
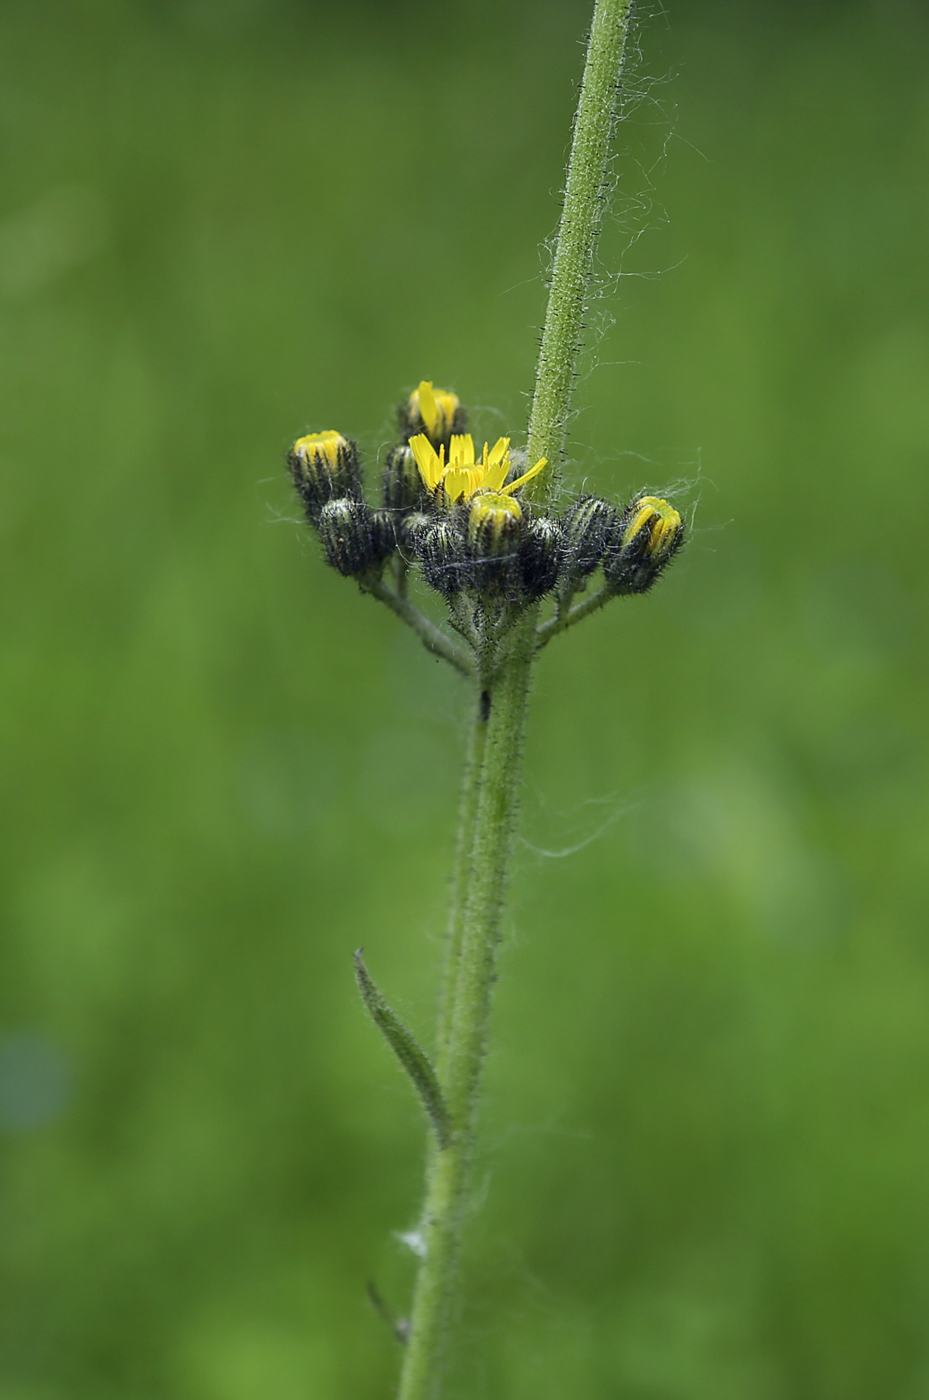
[1,0,928,1395]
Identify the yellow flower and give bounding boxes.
[406,381,460,442]
[621,495,683,557]
[409,432,546,505]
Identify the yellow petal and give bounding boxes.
[621,496,682,556]
[442,468,470,502]
[622,504,653,544]
[409,433,442,490]
[433,388,459,429]
[417,381,438,435]
[482,458,510,492]
[292,430,346,467]
[651,511,682,552]
[449,433,475,466]
[501,456,547,496]
[488,437,510,466]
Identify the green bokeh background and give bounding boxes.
[1,0,928,1395]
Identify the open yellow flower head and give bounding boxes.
[409,432,546,506]
[406,381,461,444]
[621,495,683,558]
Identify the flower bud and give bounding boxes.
[369,509,398,566]
[520,515,564,600]
[562,495,619,582]
[417,518,466,599]
[396,510,430,553]
[317,498,376,578]
[399,381,465,448]
[465,492,522,596]
[467,492,522,552]
[382,443,423,512]
[603,494,684,594]
[289,431,362,522]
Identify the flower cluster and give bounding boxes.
[288,381,684,632]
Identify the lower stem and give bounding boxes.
[397,614,537,1400]
[434,707,488,1081]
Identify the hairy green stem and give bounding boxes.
[397,618,536,1400]
[527,0,633,502]
[434,709,488,1081]
[364,576,473,676]
[395,3,633,1395]
[536,583,615,646]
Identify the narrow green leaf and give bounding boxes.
[354,950,453,1150]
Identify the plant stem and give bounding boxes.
[536,582,615,646]
[397,617,537,1400]
[434,707,488,1080]
[396,3,634,1395]
[364,576,474,676]
[527,0,634,502]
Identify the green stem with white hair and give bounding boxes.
[393,4,635,1396]
[528,0,634,502]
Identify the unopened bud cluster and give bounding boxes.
[289,431,395,577]
[288,382,684,621]
[562,491,685,597]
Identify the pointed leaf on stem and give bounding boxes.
[354,950,453,1149]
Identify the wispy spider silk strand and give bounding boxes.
[395,4,635,1397]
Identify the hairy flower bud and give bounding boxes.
[603,494,684,594]
[417,519,466,599]
[317,498,376,578]
[399,380,465,449]
[382,443,423,512]
[369,509,398,566]
[562,495,618,582]
[395,509,430,553]
[520,515,564,600]
[465,492,522,596]
[467,492,522,552]
[289,431,362,522]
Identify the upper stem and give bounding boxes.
[526,0,633,503]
